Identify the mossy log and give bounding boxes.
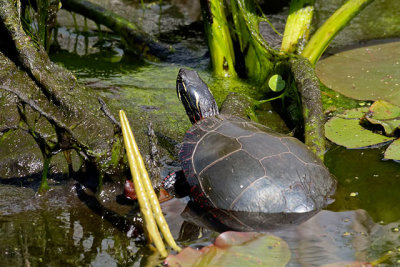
[0,0,125,191]
[289,56,325,157]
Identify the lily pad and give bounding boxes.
[165,231,290,267]
[384,139,400,161]
[364,100,400,136]
[325,108,395,149]
[316,41,400,105]
[268,74,285,92]
[337,107,369,119]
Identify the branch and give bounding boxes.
[61,0,170,60]
[289,56,325,159]
[0,0,80,115]
[0,85,93,158]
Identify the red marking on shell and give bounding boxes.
[161,171,175,187]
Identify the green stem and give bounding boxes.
[36,0,49,48]
[302,0,374,66]
[257,93,285,104]
[71,12,79,32]
[231,0,275,82]
[281,0,314,54]
[200,0,237,77]
[39,155,51,193]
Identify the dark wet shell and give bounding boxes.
[180,115,335,217]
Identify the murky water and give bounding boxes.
[1,0,400,266]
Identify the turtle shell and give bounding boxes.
[179,115,336,229]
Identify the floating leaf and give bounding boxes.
[316,41,400,105]
[336,107,369,119]
[364,100,400,136]
[384,139,400,161]
[367,100,400,119]
[325,109,395,149]
[268,74,285,92]
[165,231,290,267]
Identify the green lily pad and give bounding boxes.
[367,100,400,119]
[165,231,290,267]
[325,109,395,149]
[336,107,369,119]
[364,100,400,136]
[316,41,400,105]
[268,74,285,92]
[384,139,400,161]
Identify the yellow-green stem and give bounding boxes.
[230,0,275,82]
[201,0,237,77]
[281,0,314,54]
[302,0,374,65]
[39,155,51,193]
[120,111,167,257]
[119,110,181,257]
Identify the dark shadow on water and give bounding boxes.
[0,172,69,191]
[74,183,143,237]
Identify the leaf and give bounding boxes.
[316,41,400,105]
[325,108,395,148]
[384,139,400,161]
[364,100,400,136]
[268,74,285,92]
[337,107,369,119]
[165,231,290,267]
[367,100,400,119]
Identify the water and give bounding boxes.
[1,0,400,266]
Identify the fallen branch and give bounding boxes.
[61,0,171,59]
[289,56,325,158]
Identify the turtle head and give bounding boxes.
[177,69,219,124]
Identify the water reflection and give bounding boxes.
[1,180,399,266]
[272,209,400,266]
[0,183,144,266]
[325,145,400,223]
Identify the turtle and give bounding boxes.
[156,69,336,231]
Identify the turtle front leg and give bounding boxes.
[124,179,173,203]
[162,170,190,198]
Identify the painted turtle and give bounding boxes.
[163,69,336,231]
